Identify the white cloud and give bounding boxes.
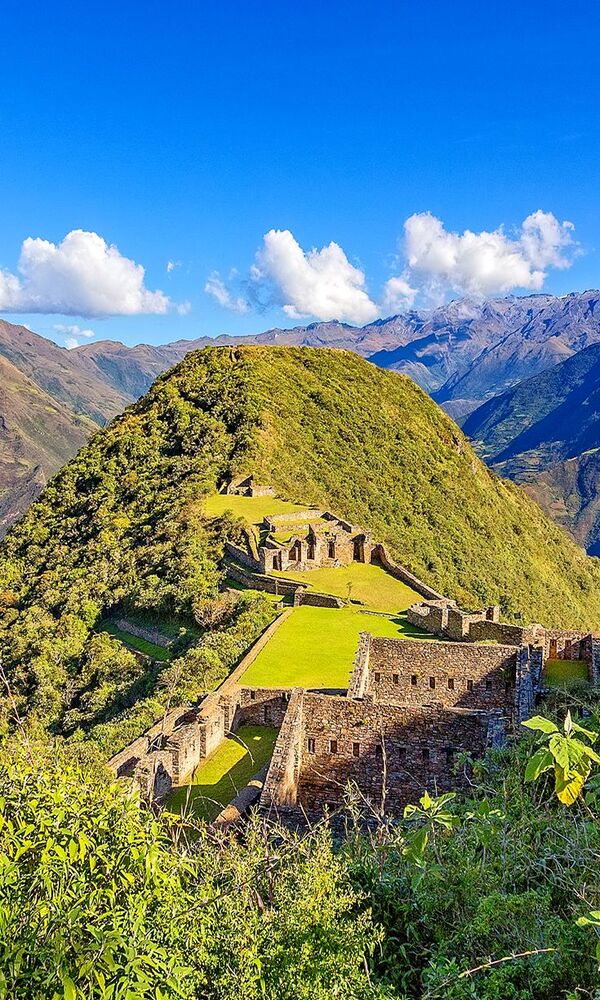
[167,259,181,274]
[0,230,174,316]
[380,275,417,313]
[54,323,96,349]
[204,271,250,314]
[399,210,576,300]
[254,229,379,325]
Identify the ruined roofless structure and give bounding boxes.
[109,486,600,825]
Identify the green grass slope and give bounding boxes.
[2,344,600,737]
[221,346,600,626]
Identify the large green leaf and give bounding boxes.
[524,747,553,782]
[521,716,559,735]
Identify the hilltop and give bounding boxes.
[3,291,600,535]
[2,345,600,741]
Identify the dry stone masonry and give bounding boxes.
[109,488,600,824]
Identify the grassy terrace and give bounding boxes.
[203,492,309,525]
[168,725,278,821]
[99,622,172,661]
[275,560,421,613]
[544,658,589,687]
[239,605,432,690]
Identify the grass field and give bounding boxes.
[275,561,421,614]
[168,725,278,821]
[238,605,431,690]
[203,493,310,525]
[544,658,590,687]
[99,623,172,661]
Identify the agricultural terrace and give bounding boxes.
[238,605,432,690]
[275,560,421,614]
[168,725,278,821]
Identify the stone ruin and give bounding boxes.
[109,598,598,825]
[108,490,600,825]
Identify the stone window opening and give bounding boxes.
[307,737,316,754]
[422,748,430,763]
[446,748,454,766]
[328,540,336,559]
[263,706,270,723]
[290,541,301,562]
[485,679,493,691]
[397,746,406,760]
[374,671,381,682]
[393,673,399,685]
[411,674,418,686]
[467,679,474,692]
[250,690,256,701]
[329,739,338,754]
[429,677,436,689]
[375,744,382,758]
[448,677,455,690]
[307,542,316,560]
[352,742,360,758]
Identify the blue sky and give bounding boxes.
[1,0,599,348]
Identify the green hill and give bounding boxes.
[2,345,600,736]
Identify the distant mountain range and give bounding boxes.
[3,289,600,539]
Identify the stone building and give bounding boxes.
[108,490,600,824]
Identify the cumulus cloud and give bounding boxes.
[380,275,417,314]
[0,230,175,316]
[399,210,576,300]
[54,323,96,350]
[206,211,579,324]
[204,271,250,314]
[254,229,379,324]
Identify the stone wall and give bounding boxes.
[261,689,305,809]
[347,632,371,699]
[543,629,593,662]
[469,620,543,646]
[406,600,451,634]
[294,589,345,609]
[225,558,302,596]
[365,636,517,713]
[286,693,496,817]
[373,544,448,601]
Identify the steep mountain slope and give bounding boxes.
[0,320,130,423]
[463,343,600,552]
[463,342,600,469]
[0,355,96,535]
[3,346,600,740]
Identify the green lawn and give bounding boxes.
[168,725,278,821]
[544,658,589,687]
[238,605,431,690]
[275,560,421,614]
[203,493,310,526]
[100,623,172,661]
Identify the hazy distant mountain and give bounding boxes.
[0,353,96,535]
[4,289,600,537]
[73,289,600,418]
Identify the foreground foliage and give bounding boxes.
[3,692,600,999]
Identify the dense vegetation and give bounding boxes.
[2,689,600,999]
[2,345,600,743]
